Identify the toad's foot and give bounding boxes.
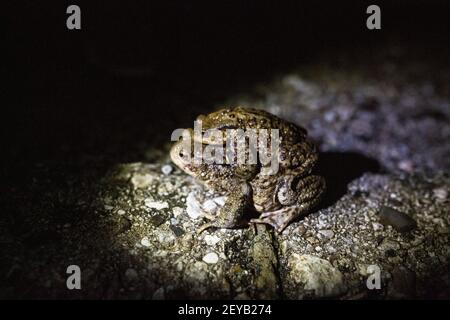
[250,206,298,233]
[250,201,317,233]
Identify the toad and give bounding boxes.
[170,107,325,233]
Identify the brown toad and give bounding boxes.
[170,107,325,233]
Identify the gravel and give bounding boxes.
[1,53,449,299]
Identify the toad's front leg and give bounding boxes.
[197,182,253,234]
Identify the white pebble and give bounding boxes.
[172,207,184,217]
[161,165,173,175]
[140,237,151,247]
[372,222,384,231]
[145,199,169,210]
[204,235,221,246]
[203,199,218,212]
[117,209,125,215]
[318,229,334,239]
[186,192,202,219]
[213,196,227,207]
[433,188,447,201]
[202,252,219,264]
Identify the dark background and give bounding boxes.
[3,1,448,172]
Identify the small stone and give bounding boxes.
[161,165,173,175]
[150,214,167,227]
[204,234,221,246]
[140,237,151,247]
[398,160,414,172]
[213,196,226,207]
[318,229,334,239]
[326,245,337,253]
[202,252,219,264]
[156,230,176,244]
[117,209,126,215]
[372,222,384,231]
[186,192,202,219]
[145,199,169,210]
[433,188,447,201]
[286,254,346,298]
[172,207,183,217]
[203,199,218,212]
[104,205,113,210]
[131,173,154,189]
[170,225,185,237]
[306,237,317,244]
[379,206,417,232]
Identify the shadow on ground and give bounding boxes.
[317,152,382,209]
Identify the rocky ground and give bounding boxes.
[1,49,449,299]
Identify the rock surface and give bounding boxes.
[1,54,449,299]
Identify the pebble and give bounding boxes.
[117,209,126,215]
[306,237,317,244]
[202,252,219,264]
[170,225,185,237]
[379,206,417,232]
[150,214,167,227]
[161,165,173,175]
[326,245,337,253]
[372,222,384,231]
[433,188,447,201]
[140,237,151,247]
[213,196,226,207]
[172,207,183,217]
[131,173,154,189]
[318,229,334,239]
[145,199,169,210]
[204,235,221,246]
[203,199,218,212]
[398,160,414,172]
[287,254,346,298]
[186,192,202,219]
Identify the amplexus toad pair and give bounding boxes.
[171,107,325,233]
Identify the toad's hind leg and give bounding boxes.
[250,175,325,233]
